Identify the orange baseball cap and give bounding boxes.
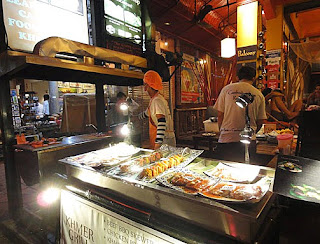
[143,70,163,90]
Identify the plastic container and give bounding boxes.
[277,134,293,155]
[203,119,219,132]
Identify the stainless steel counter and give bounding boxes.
[60,157,276,243]
[14,133,117,185]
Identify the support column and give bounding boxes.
[95,82,107,132]
[0,79,23,219]
[48,81,60,114]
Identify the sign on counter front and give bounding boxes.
[60,190,185,244]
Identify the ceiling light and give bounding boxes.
[164,22,171,26]
[164,41,168,46]
[221,38,236,58]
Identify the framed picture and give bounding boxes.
[69,82,82,88]
[57,81,70,88]
[82,83,95,89]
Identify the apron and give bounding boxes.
[148,93,176,149]
[148,95,157,150]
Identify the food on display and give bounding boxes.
[117,151,163,175]
[156,168,217,195]
[204,163,260,183]
[268,128,294,137]
[278,161,302,173]
[201,180,268,202]
[138,154,184,180]
[29,137,59,148]
[168,172,211,194]
[65,143,140,168]
[276,128,294,135]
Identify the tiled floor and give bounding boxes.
[0,161,41,243]
[0,162,9,220]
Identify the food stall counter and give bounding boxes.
[14,133,118,186]
[58,145,277,243]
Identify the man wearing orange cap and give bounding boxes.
[139,70,176,149]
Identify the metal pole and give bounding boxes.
[48,81,60,114]
[95,82,107,132]
[0,79,23,218]
[244,143,250,164]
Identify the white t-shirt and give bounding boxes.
[148,93,175,140]
[36,103,44,117]
[213,82,267,143]
[43,100,50,115]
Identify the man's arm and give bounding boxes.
[155,114,166,150]
[274,96,298,119]
[217,111,224,130]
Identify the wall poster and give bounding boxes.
[60,190,185,244]
[181,54,203,103]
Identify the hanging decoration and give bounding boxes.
[186,56,237,106]
[289,39,320,63]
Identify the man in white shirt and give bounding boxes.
[139,70,176,149]
[212,66,268,164]
[34,97,44,118]
[43,94,50,116]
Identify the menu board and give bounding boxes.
[104,0,142,44]
[273,155,320,204]
[3,0,89,52]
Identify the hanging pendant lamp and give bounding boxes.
[221,37,236,58]
[221,0,236,58]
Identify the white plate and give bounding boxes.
[204,162,260,183]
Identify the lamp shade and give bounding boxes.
[221,38,236,58]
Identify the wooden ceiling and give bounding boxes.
[147,0,320,55]
[147,0,249,55]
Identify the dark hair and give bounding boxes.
[237,66,256,81]
[43,94,49,100]
[116,92,126,100]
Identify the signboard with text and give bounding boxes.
[237,45,257,61]
[104,0,142,44]
[60,190,185,244]
[3,0,89,52]
[266,49,281,89]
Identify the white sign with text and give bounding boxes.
[60,190,185,244]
